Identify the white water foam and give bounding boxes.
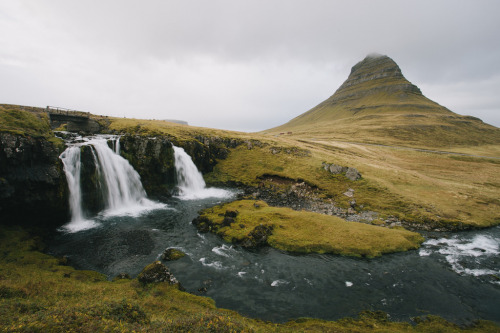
[212,244,235,257]
[345,281,353,287]
[199,257,224,270]
[421,234,500,278]
[271,279,289,287]
[173,146,233,200]
[60,219,100,233]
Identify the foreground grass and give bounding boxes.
[197,200,424,257]
[1,226,499,332]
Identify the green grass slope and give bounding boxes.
[264,54,500,148]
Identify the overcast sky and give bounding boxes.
[1,1,499,132]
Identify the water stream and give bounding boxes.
[59,135,165,232]
[50,136,500,325]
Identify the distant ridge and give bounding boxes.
[265,54,500,148]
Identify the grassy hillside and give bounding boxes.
[0,104,53,138]
[264,55,500,149]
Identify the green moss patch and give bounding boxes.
[0,105,53,138]
[195,200,424,257]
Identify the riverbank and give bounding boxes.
[2,225,498,332]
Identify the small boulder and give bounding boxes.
[345,167,362,181]
[343,188,355,197]
[330,164,347,174]
[161,248,186,261]
[138,261,178,285]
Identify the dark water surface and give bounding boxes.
[48,194,500,325]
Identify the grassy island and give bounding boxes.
[195,200,424,257]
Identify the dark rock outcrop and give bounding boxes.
[137,261,179,285]
[240,224,274,248]
[79,145,105,215]
[118,135,176,197]
[0,133,69,228]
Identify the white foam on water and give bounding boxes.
[199,257,224,270]
[177,188,234,200]
[271,279,289,287]
[59,219,100,233]
[422,233,500,278]
[418,249,432,257]
[237,272,247,277]
[345,281,353,287]
[99,198,167,218]
[212,244,235,257]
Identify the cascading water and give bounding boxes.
[173,146,232,200]
[60,146,89,227]
[59,135,164,232]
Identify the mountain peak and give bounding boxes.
[263,54,500,147]
[334,54,421,98]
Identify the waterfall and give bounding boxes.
[60,146,88,225]
[173,146,231,200]
[59,136,164,232]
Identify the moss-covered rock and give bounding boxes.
[161,248,186,261]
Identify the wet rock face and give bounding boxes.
[80,145,105,215]
[0,133,69,228]
[119,135,176,197]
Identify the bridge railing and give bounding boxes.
[46,106,90,118]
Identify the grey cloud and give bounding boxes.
[1,0,499,130]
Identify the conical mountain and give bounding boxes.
[265,54,500,148]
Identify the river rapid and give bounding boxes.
[48,194,500,325]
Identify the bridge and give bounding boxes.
[46,106,101,133]
[46,106,90,120]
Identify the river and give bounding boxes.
[48,195,500,325]
[48,135,500,325]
